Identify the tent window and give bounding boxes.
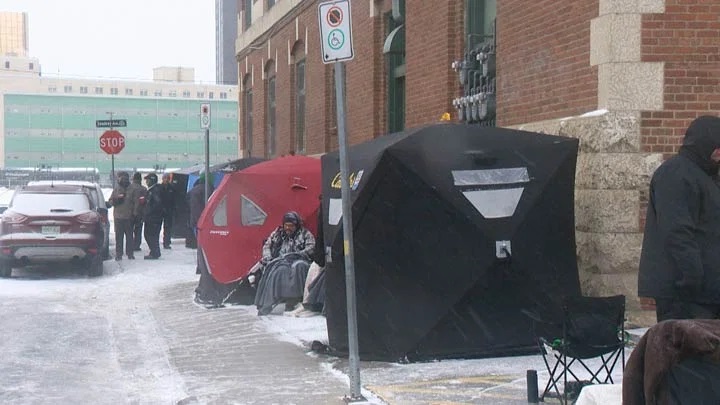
[241,195,267,226]
[462,188,524,219]
[213,196,228,226]
[328,198,343,225]
[452,168,529,186]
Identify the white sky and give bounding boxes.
[2,0,216,83]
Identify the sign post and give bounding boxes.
[97,113,126,188]
[200,103,211,202]
[318,1,363,402]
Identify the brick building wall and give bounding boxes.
[238,0,465,158]
[404,2,464,128]
[497,0,599,126]
[640,0,720,158]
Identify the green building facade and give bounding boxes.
[3,93,238,179]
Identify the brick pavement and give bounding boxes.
[152,281,352,405]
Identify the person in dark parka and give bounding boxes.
[638,115,720,321]
[142,173,164,259]
[188,174,214,274]
[159,173,176,249]
[130,172,147,252]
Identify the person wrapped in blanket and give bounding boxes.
[254,211,316,316]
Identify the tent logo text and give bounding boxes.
[331,169,364,190]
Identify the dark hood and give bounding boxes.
[679,116,720,175]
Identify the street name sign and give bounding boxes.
[95,119,127,128]
[318,0,354,64]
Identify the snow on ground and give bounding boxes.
[0,191,631,404]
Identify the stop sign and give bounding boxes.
[99,130,125,155]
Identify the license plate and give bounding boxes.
[41,226,60,235]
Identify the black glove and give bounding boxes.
[675,274,702,298]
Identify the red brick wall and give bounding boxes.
[404,2,464,127]
[640,0,720,158]
[496,1,599,126]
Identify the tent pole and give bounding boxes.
[335,61,364,402]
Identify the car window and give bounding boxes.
[11,193,90,212]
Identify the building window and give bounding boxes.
[197,91,205,98]
[80,86,88,94]
[169,90,177,97]
[110,88,119,95]
[267,0,276,10]
[48,86,57,93]
[4,61,9,69]
[295,59,306,154]
[63,85,72,93]
[140,89,148,96]
[466,0,496,48]
[95,87,103,94]
[182,90,191,98]
[265,65,276,158]
[125,88,133,95]
[385,9,406,134]
[28,62,33,70]
[209,92,215,99]
[220,92,228,99]
[464,0,497,125]
[154,90,162,97]
[243,76,253,157]
[244,0,252,31]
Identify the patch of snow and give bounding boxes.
[580,109,609,117]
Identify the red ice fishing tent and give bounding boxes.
[197,155,322,287]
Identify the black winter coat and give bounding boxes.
[188,180,214,229]
[143,184,164,224]
[638,116,720,303]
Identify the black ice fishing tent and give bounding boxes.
[321,123,581,362]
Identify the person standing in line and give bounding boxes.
[130,172,147,252]
[108,171,136,261]
[638,115,720,321]
[142,173,164,260]
[188,173,214,274]
[159,173,177,249]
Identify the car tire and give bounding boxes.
[87,256,103,277]
[0,261,11,278]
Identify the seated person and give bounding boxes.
[254,211,316,316]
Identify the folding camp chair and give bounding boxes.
[524,295,626,404]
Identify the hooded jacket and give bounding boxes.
[638,116,720,303]
[261,211,316,263]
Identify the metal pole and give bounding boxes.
[334,61,364,402]
[109,112,116,188]
[204,128,210,201]
[111,155,115,188]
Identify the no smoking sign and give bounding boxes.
[318,0,354,63]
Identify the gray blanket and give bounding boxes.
[255,254,310,315]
